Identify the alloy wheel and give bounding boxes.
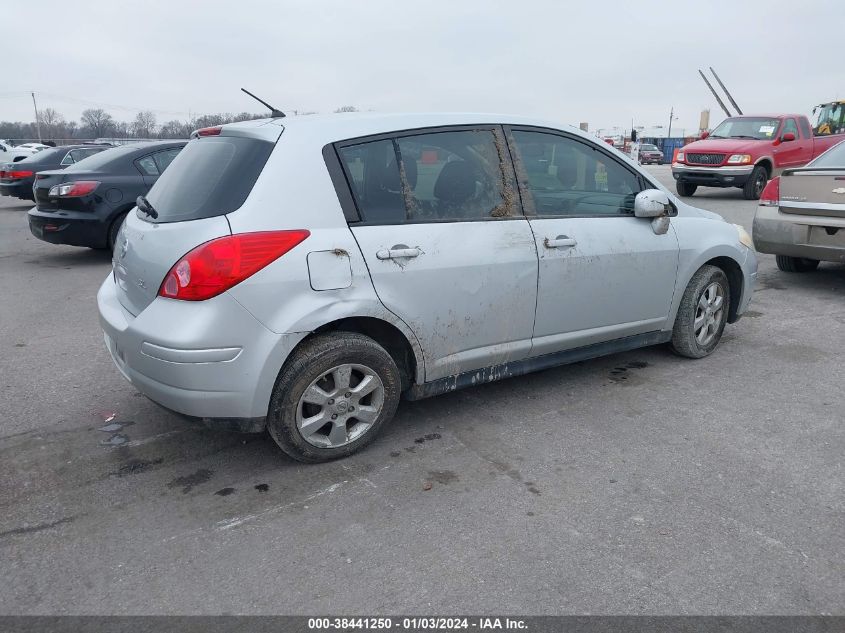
[694,282,726,346]
[296,363,385,448]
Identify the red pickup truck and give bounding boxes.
[672,113,845,200]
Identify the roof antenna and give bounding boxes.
[241,88,285,118]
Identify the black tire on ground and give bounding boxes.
[267,332,402,463]
[670,265,731,359]
[676,181,697,197]
[742,165,768,200]
[775,255,820,272]
[107,212,128,251]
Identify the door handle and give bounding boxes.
[544,235,577,249]
[376,246,421,260]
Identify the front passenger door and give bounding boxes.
[507,128,679,355]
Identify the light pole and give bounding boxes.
[31,92,42,143]
[667,106,675,139]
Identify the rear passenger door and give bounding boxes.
[506,127,679,355]
[337,126,539,381]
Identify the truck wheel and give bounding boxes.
[775,255,819,272]
[670,265,730,359]
[676,181,697,197]
[742,165,768,200]
[267,332,401,463]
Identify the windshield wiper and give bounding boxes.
[136,195,158,219]
[708,134,727,138]
[730,135,759,140]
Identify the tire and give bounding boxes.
[676,181,697,197]
[267,332,401,463]
[775,255,819,272]
[670,265,731,359]
[742,165,768,200]
[107,212,128,251]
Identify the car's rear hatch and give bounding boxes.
[780,168,845,218]
[112,120,283,316]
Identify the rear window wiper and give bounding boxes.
[136,195,158,219]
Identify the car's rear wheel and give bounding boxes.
[775,255,820,272]
[670,265,731,359]
[742,165,768,200]
[267,332,401,463]
[107,212,128,251]
[676,181,697,197]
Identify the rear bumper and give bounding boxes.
[97,274,308,424]
[752,205,845,263]
[28,207,109,248]
[672,163,753,187]
[0,181,34,199]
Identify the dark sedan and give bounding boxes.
[0,144,109,200]
[28,140,186,250]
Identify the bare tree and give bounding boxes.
[80,108,115,138]
[38,108,65,139]
[131,111,157,138]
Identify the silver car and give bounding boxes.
[753,140,845,271]
[98,113,757,462]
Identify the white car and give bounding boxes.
[0,142,50,163]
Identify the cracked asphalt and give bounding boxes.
[1,165,842,614]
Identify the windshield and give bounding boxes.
[808,140,845,167]
[813,102,845,136]
[709,117,781,140]
[144,135,274,223]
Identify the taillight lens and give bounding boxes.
[195,126,222,137]
[158,230,310,301]
[6,170,34,179]
[759,176,780,206]
[48,181,100,197]
[0,170,6,178]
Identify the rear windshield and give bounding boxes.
[144,136,274,223]
[809,140,845,167]
[68,145,134,170]
[15,147,65,164]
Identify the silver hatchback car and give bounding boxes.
[98,113,757,462]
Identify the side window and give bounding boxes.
[153,148,181,173]
[338,139,405,224]
[136,155,159,176]
[338,130,513,225]
[798,117,811,139]
[395,129,511,221]
[510,130,641,216]
[60,151,75,166]
[783,118,799,138]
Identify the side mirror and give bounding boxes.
[781,132,796,142]
[634,189,670,218]
[700,130,710,140]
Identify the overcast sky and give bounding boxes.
[4,0,843,135]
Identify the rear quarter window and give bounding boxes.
[144,136,274,223]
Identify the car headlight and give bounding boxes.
[676,151,685,162]
[727,154,752,164]
[734,224,753,249]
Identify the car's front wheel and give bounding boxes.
[742,165,768,200]
[676,181,697,197]
[775,255,819,272]
[267,332,401,462]
[670,265,731,359]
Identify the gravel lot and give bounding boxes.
[1,165,842,614]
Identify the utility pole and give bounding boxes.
[668,106,674,138]
[31,92,43,143]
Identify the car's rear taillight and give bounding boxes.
[158,230,310,301]
[0,170,6,178]
[48,181,100,197]
[7,170,33,179]
[195,126,222,137]
[759,176,780,206]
